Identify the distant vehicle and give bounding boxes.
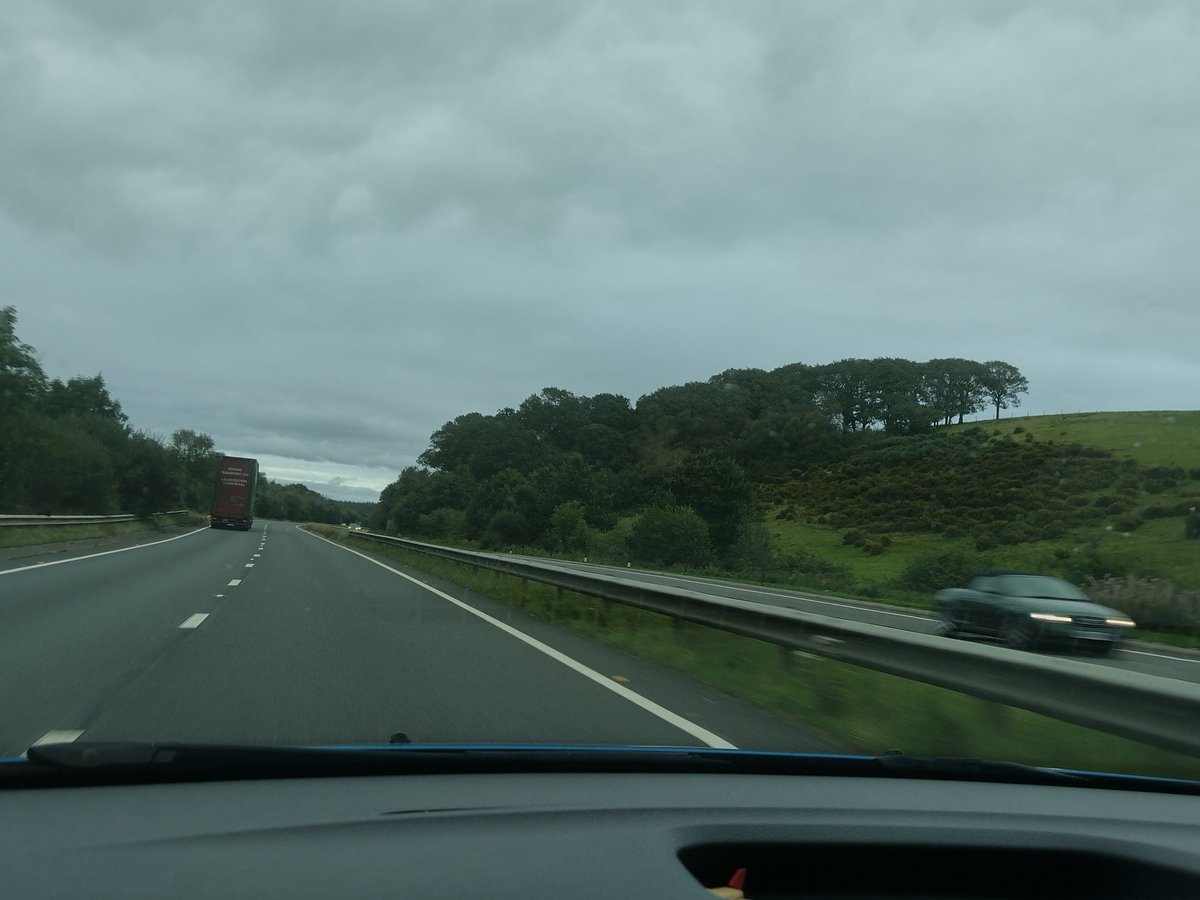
[209,456,259,530]
[936,573,1136,654]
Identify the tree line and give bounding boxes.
[0,306,364,523]
[255,479,375,526]
[369,356,1030,566]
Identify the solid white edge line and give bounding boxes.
[1123,649,1200,665]
[179,613,209,629]
[0,526,210,576]
[299,526,737,750]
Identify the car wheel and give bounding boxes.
[936,604,962,638]
[1000,617,1034,650]
[936,619,959,638]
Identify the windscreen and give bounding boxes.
[1,1,1198,783]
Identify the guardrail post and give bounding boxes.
[778,645,795,672]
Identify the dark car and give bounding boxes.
[935,573,1136,653]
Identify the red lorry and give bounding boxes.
[210,456,259,530]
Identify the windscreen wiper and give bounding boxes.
[9,742,1198,795]
[872,749,1082,784]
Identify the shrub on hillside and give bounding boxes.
[784,428,1185,552]
[628,504,712,567]
[1145,466,1186,481]
[898,551,980,593]
[1142,503,1194,520]
[1055,546,1129,583]
[775,548,851,578]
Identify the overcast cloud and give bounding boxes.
[4,1,1198,501]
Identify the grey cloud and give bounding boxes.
[4,1,1199,500]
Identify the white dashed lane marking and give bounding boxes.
[228,579,242,587]
[244,563,254,568]
[179,613,209,629]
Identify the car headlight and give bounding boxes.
[1029,612,1072,623]
[1105,617,1136,627]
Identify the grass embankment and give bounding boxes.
[0,511,207,550]
[966,411,1200,469]
[330,528,1200,781]
[764,411,1200,645]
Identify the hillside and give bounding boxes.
[371,356,1200,632]
[769,411,1200,601]
[950,411,1200,470]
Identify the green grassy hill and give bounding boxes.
[952,411,1200,469]
[766,411,1200,611]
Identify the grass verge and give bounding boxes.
[0,512,206,550]
[337,530,1200,780]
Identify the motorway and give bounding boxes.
[0,523,833,759]
[492,554,1200,684]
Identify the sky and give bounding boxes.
[4,1,1199,502]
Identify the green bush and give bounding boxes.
[628,503,712,567]
[898,550,981,593]
[1056,546,1129,584]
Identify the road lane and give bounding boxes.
[0,524,263,755]
[0,523,834,756]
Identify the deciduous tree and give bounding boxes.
[980,360,1030,420]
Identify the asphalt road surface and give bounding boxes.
[0,522,834,758]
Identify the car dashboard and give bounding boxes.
[5,768,1200,898]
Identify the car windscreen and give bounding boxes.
[998,576,1091,601]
